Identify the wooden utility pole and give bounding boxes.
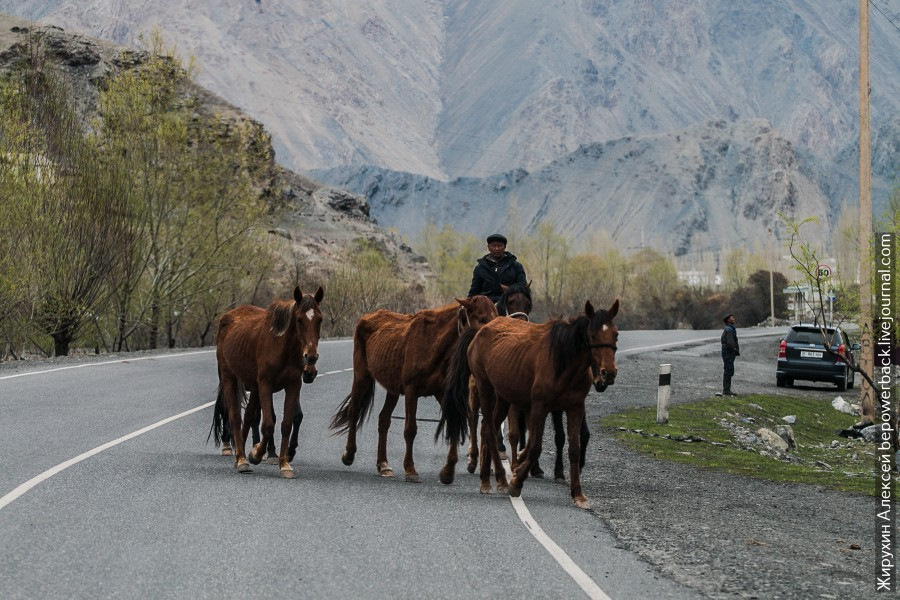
[858,0,875,422]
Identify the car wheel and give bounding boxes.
[836,371,847,391]
[776,376,785,388]
[785,378,794,387]
[848,371,855,389]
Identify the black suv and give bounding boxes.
[776,325,859,390]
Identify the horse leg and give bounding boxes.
[566,405,590,509]
[266,403,279,465]
[439,393,458,485]
[485,395,509,494]
[287,400,303,463]
[521,408,543,478]
[552,410,566,481]
[250,382,275,466]
[401,389,420,483]
[222,376,251,473]
[277,386,300,478]
[510,406,547,498]
[579,415,589,470]
[507,405,521,472]
[376,392,400,477]
[221,416,234,456]
[466,377,480,474]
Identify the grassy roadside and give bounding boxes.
[602,394,879,496]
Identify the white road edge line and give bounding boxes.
[0,344,348,511]
[504,462,612,600]
[0,401,214,511]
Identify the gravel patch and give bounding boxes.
[577,334,879,599]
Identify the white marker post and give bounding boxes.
[657,364,671,424]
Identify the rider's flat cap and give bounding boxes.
[486,233,507,244]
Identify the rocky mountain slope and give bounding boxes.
[4,0,897,180]
[0,14,429,288]
[1,2,897,257]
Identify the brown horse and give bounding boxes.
[209,286,324,477]
[330,296,498,482]
[439,299,619,509]
[465,282,532,475]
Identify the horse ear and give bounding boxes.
[526,280,532,290]
[314,286,324,304]
[608,299,619,319]
[293,286,303,304]
[585,301,595,318]
[455,297,470,308]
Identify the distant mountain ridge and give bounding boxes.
[313,118,842,256]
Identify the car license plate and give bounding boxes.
[800,350,823,358]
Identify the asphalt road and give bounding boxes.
[0,329,783,600]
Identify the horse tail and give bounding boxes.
[330,324,376,434]
[329,381,375,435]
[436,325,479,444]
[208,383,227,446]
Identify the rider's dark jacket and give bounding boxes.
[467,252,527,302]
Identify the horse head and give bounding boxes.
[456,295,499,334]
[498,281,532,321]
[585,299,619,392]
[271,285,324,383]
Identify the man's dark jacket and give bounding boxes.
[467,252,526,302]
[721,325,740,356]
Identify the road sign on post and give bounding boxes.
[817,264,832,278]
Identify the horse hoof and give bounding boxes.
[480,484,493,495]
[498,451,507,461]
[248,444,263,465]
[508,481,522,497]
[531,466,544,478]
[280,467,296,479]
[466,462,476,474]
[405,472,420,483]
[267,456,279,465]
[221,447,233,456]
[439,468,455,485]
[496,483,509,495]
[341,451,355,466]
[574,497,591,510]
[235,460,252,473]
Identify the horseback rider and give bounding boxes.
[467,233,527,302]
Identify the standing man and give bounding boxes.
[719,313,740,396]
[467,233,527,302]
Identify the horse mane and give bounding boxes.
[549,309,611,378]
[496,283,532,316]
[268,294,318,337]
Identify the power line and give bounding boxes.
[870,0,900,35]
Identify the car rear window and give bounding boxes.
[787,328,838,345]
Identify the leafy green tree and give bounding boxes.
[94,32,271,350]
[0,35,133,356]
[416,222,481,302]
